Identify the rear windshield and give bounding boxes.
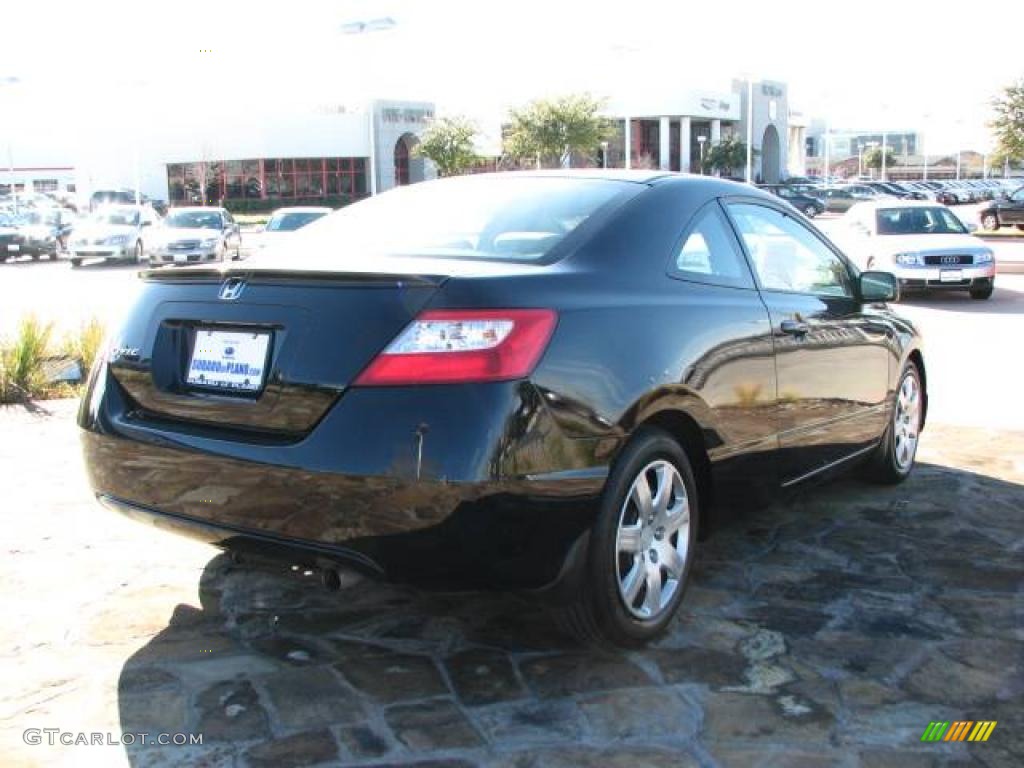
[285,176,635,263]
[266,211,328,232]
[876,207,966,235]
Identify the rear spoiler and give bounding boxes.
[139,267,448,287]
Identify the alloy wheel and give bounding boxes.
[615,460,691,620]
[893,372,921,471]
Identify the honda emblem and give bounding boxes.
[219,278,246,300]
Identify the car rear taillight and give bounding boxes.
[353,309,557,386]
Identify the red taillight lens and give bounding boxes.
[353,309,557,386]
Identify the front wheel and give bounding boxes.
[864,362,922,484]
[970,283,994,300]
[803,204,818,218]
[70,257,81,268]
[554,427,698,647]
[981,213,999,231]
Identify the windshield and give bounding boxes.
[24,211,59,226]
[876,207,967,235]
[165,210,223,229]
[285,176,634,263]
[92,208,140,226]
[266,211,328,232]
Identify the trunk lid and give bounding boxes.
[108,265,451,435]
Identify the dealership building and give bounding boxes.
[3,79,805,208]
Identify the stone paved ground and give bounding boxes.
[1,400,1021,768]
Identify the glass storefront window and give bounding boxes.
[167,156,368,204]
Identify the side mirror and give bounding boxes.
[141,220,152,228]
[860,270,898,303]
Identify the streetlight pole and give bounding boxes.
[1,76,20,214]
[881,129,888,182]
[340,18,397,195]
[822,124,830,182]
[600,141,608,169]
[697,135,707,175]
[857,143,864,178]
[745,78,754,183]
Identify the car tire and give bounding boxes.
[554,426,698,648]
[71,258,81,268]
[969,283,994,300]
[864,361,922,485]
[981,213,999,231]
[31,252,40,261]
[1016,224,1024,232]
[803,204,817,218]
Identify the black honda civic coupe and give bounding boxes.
[79,171,927,646]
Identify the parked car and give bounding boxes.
[0,212,26,262]
[862,181,921,200]
[69,205,161,267]
[819,185,881,213]
[148,207,242,265]
[249,206,332,256]
[756,184,825,217]
[977,186,1024,231]
[839,200,995,299]
[80,172,927,647]
[6,208,75,260]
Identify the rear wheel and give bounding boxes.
[71,257,81,268]
[803,204,818,218]
[981,213,999,231]
[865,361,922,484]
[555,427,698,647]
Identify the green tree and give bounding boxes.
[703,137,757,176]
[504,94,614,168]
[863,146,897,171]
[990,78,1024,168]
[415,116,480,177]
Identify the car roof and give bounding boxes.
[271,206,333,214]
[169,206,226,213]
[847,199,950,213]
[491,169,675,184]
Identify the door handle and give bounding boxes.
[780,320,809,337]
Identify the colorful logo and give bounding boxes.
[921,721,997,742]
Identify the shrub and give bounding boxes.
[62,317,105,380]
[0,315,55,403]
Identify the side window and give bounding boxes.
[671,203,754,289]
[1012,188,1024,203]
[726,203,854,297]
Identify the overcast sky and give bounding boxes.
[2,0,1022,158]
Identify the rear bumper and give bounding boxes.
[79,364,609,589]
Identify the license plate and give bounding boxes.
[187,329,271,392]
[6,244,19,251]
[940,269,963,282]
[174,254,187,264]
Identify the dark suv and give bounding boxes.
[978,186,1024,231]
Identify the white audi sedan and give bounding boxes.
[837,200,995,300]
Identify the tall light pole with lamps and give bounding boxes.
[1,76,21,213]
[745,78,754,183]
[340,17,397,195]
